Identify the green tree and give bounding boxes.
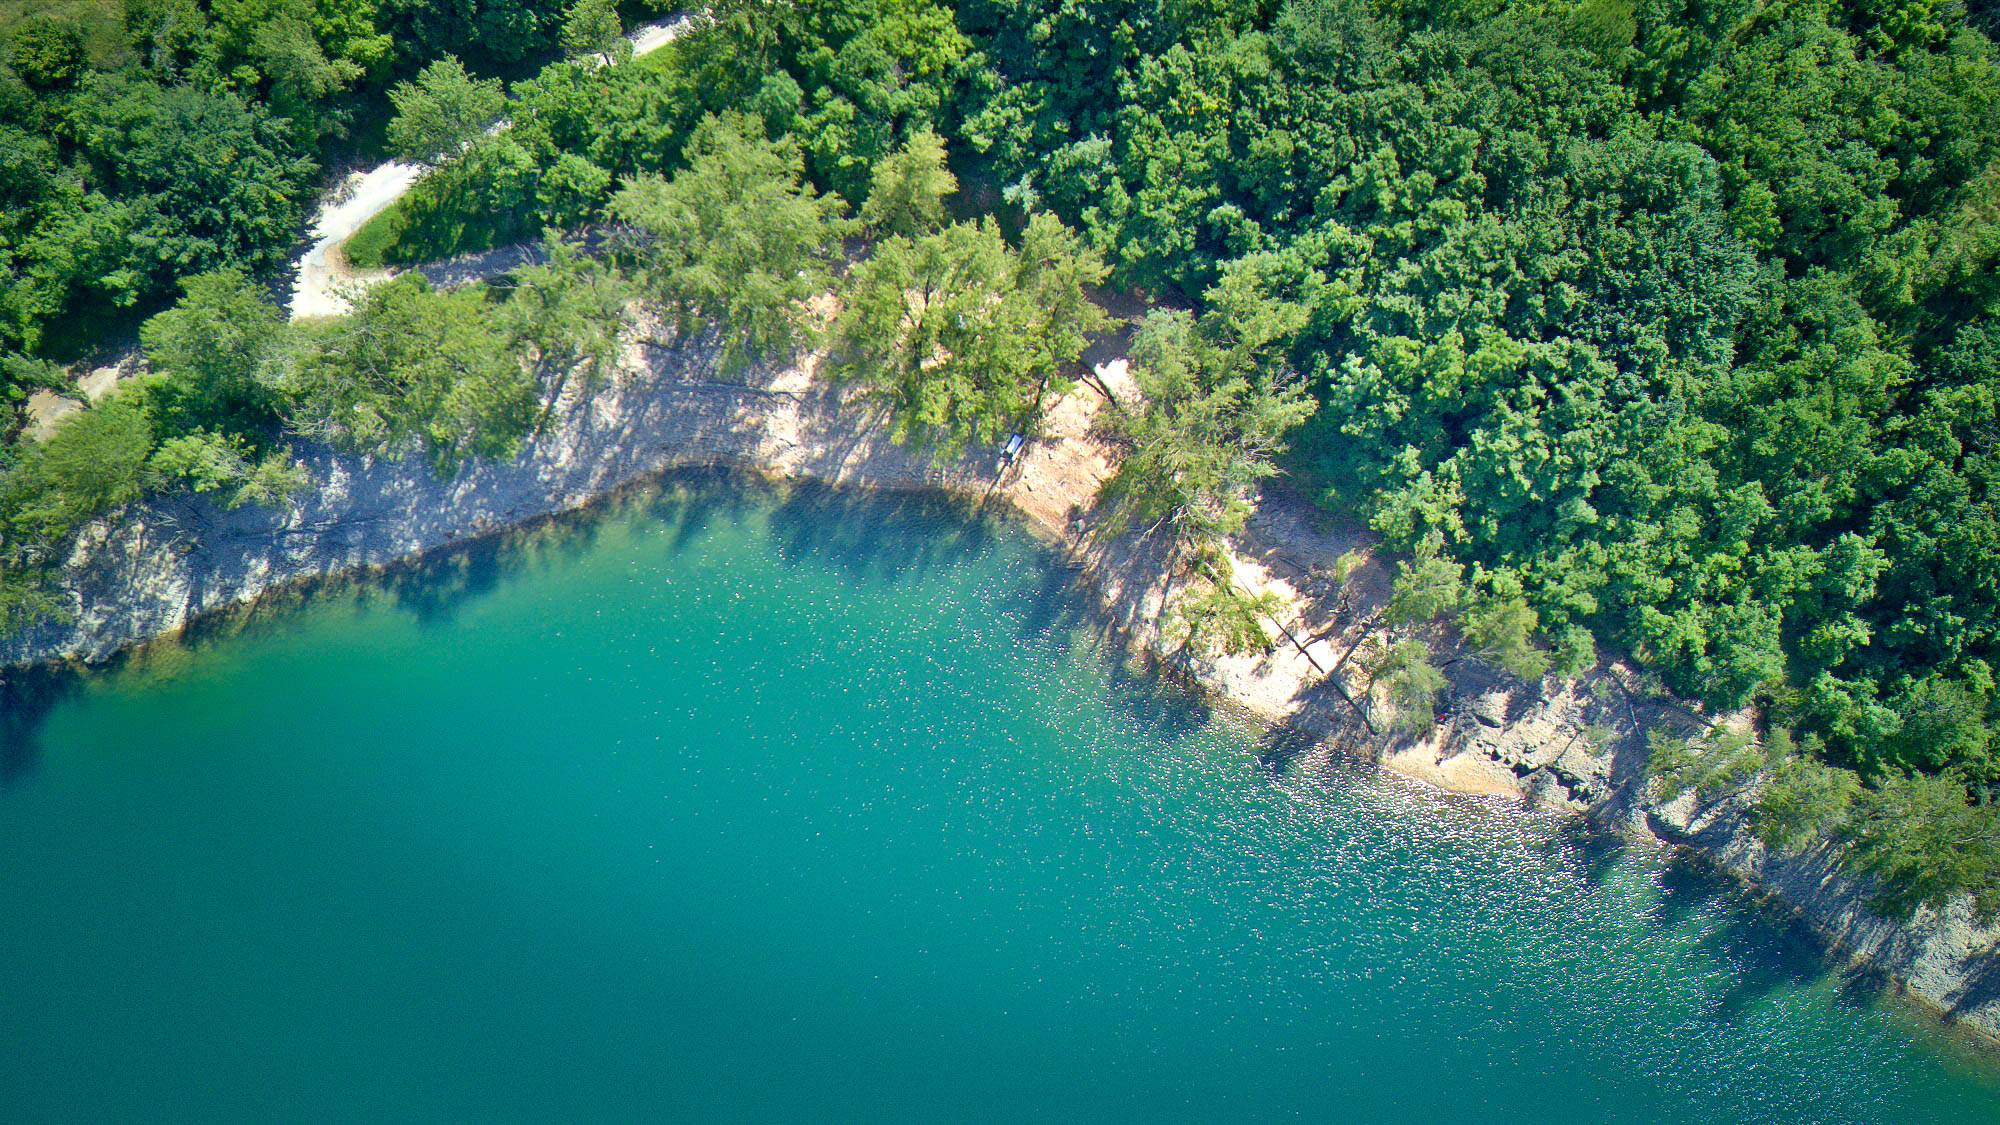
[860,129,957,238]
[232,447,311,509]
[71,77,318,283]
[139,269,287,437]
[1097,307,1315,545]
[1463,592,1551,682]
[0,353,65,406]
[1846,772,2000,920]
[146,431,305,509]
[8,16,88,90]
[1373,639,1448,734]
[1883,674,1994,777]
[281,276,535,475]
[1384,551,1466,628]
[734,0,970,202]
[125,0,210,79]
[1168,550,1280,657]
[1648,725,1769,804]
[386,56,507,166]
[561,0,629,63]
[375,134,541,262]
[535,152,613,231]
[0,565,65,634]
[2,398,155,548]
[833,213,1108,458]
[1754,751,1860,854]
[612,113,846,368]
[208,0,389,134]
[499,235,632,433]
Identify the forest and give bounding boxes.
[3,0,2000,920]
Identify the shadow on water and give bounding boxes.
[0,470,798,795]
[765,480,998,583]
[763,477,1222,744]
[642,467,767,555]
[1012,540,1096,642]
[1516,812,1880,1030]
[1642,851,1849,1025]
[0,663,81,792]
[170,509,601,641]
[365,468,767,630]
[1255,724,1321,775]
[10,466,1995,1073]
[1,469,1221,790]
[998,521,1217,743]
[379,533,513,628]
[378,471,766,628]
[1543,817,1632,887]
[1102,652,1213,743]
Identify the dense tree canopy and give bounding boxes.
[282,274,537,473]
[1097,306,1316,546]
[612,112,848,367]
[3,0,1999,916]
[833,209,1109,456]
[385,55,505,165]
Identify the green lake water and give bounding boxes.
[2,473,1997,1122]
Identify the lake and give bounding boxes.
[2,473,1994,1122]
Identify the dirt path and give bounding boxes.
[286,13,699,321]
[287,161,423,320]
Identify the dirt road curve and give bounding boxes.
[287,13,698,321]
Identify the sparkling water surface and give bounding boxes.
[2,474,1995,1122]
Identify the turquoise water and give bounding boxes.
[2,474,1996,1122]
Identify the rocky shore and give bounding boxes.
[5,328,1998,1041]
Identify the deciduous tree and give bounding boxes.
[612,114,846,368]
[386,56,507,166]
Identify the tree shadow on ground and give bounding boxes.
[1248,679,1381,780]
[1939,936,2000,1023]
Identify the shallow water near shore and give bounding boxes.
[2,473,1997,1122]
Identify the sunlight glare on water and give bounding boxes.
[1,472,1995,1122]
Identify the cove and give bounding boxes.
[2,472,1996,1123]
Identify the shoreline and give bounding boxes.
[6,329,2000,1043]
